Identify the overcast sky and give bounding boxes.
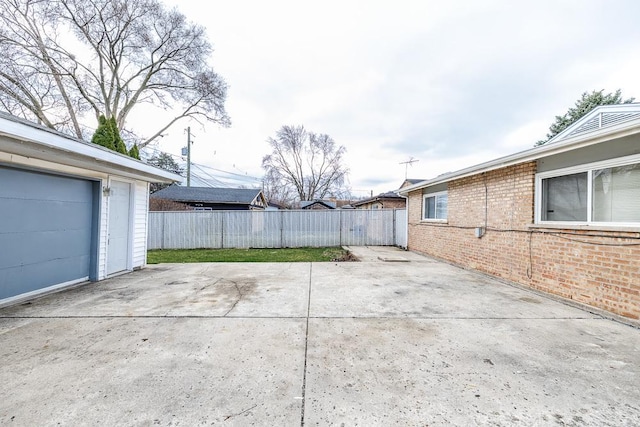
[150,0,640,198]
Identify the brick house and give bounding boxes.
[399,104,640,322]
[352,191,406,210]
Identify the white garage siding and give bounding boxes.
[132,181,149,268]
[96,177,149,279]
[0,112,180,304]
[97,181,109,279]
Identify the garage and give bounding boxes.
[0,112,181,306]
[0,166,98,300]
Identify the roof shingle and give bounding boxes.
[150,186,262,205]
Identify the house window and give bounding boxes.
[423,191,447,220]
[538,156,640,225]
[593,163,640,222]
[541,172,587,221]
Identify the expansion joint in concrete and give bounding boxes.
[299,262,312,426]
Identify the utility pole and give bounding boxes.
[399,157,419,179]
[186,127,192,187]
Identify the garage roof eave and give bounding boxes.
[0,113,182,183]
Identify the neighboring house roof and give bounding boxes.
[0,112,181,183]
[352,191,404,207]
[399,103,640,195]
[300,200,336,209]
[267,201,287,210]
[150,186,265,206]
[400,178,426,188]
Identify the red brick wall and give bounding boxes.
[407,161,640,321]
[381,199,406,209]
[356,199,406,210]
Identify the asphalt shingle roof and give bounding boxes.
[352,191,403,206]
[150,186,262,205]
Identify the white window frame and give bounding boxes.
[422,191,448,222]
[535,153,640,227]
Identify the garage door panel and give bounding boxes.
[0,168,92,202]
[0,228,92,269]
[0,166,95,300]
[0,255,90,300]
[0,199,92,233]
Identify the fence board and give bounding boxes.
[148,209,406,249]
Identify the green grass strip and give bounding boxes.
[147,247,352,263]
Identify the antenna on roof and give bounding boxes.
[399,157,419,179]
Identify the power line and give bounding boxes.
[191,163,227,186]
[197,163,262,181]
[142,146,263,187]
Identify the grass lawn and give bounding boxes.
[147,247,354,263]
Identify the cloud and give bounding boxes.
[153,0,640,196]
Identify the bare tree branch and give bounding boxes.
[262,125,349,206]
[0,0,229,147]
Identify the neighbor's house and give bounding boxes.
[300,200,337,210]
[400,178,426,189]
[150,186,267,211]
[399,104,640,321]
[352,191,406,210]
[0,113,180,306]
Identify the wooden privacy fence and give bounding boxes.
[148,209,407,249]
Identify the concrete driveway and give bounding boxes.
[1,247,639,426]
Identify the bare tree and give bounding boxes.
[146,151,184,193]
[262,168,297,208]
[262,125,349,205]
[0,0,229,147]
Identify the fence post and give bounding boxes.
[161,212,165,250]
[280,210,284,248]
[393,209,397,246]
[221,212,225,249]
[339,210,343,246]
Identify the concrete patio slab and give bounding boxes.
[1,317,305,426]
[1,263,311,318]
[304,317,639,426]
[1,247,639,426]
[309,261,597,319]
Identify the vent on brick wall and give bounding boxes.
[565,111,640,139]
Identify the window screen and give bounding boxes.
[424,196,435,218]
[542,172,587,221]
[424,193,447,220]
[593,163,640,222]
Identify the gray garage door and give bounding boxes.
[0,166,96,300]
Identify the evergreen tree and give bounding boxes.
[128,144,140,160]
[109,117,128,154]
[91,115,116,150]
[91,114,142,159]
[536,89,634,146]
